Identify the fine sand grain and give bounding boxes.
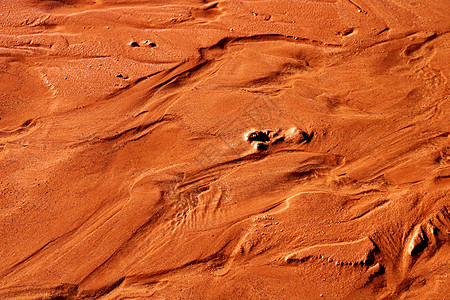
[0,0,449,298]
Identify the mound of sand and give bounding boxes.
[0,0,449,298]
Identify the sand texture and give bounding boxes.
[0,0,449,299]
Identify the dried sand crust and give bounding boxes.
[0,0,449,298]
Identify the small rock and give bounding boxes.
[255,143,268,151]
[143,40,157,47]
[246,130,271,142]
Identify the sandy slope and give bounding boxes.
[0,0,449,298]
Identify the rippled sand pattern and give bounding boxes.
[0,0,449,298]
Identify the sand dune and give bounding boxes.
[0,0,449,298]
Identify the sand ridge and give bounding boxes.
[0,0,449,298]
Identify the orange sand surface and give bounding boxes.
[0,0,449,298]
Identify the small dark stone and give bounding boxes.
[247,131,271,142]
[116,74,123,78]
[130,41,140,47]
[256,143,268,151]
[144,41,157,47]
[300,131,314,143]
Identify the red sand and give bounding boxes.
[0,0,449,298]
